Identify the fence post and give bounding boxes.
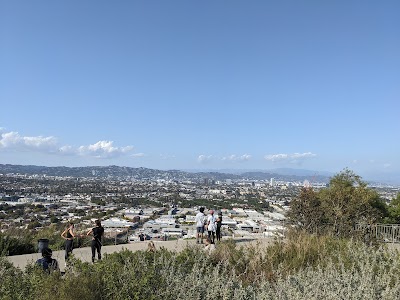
[393,225,395,244]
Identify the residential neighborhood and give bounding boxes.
[1,167,398,251]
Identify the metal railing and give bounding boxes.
[355,224,400,244]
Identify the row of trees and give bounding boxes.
[288,169,399,237]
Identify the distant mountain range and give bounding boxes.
[0,164,332,183]
[186,168,333,177]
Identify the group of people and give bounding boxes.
[61,219,105,263]
[195,207,222,245]
[37,209,222,272]
[36,219,105,272]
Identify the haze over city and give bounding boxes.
[1,1,399,183]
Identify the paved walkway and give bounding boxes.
[6,237,271,273]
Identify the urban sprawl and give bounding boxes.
[1,169,398,244]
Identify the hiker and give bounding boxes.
[87,219,104,263]
[61,222,75,261]
[195,207,206,244]
[36,247,59,273]
[216,211,223,242]
[207,210,216,244]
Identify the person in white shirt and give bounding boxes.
[207,210,216,244]
[195,207,206,244]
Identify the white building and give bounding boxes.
[102,218,137,228]
[270,178,275,186]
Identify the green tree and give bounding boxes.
[288,169,387,237]
[287,187,327,234]
[27,220,41,230]
[386,193,400,223]
[50,215,60,224]
[0,229,35,255]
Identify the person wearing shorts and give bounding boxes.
[195,207,206,244]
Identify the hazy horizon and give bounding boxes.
[2,162,400,185]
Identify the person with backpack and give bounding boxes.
[86,219,104,263]
[36,248,59,273]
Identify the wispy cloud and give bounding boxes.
[160,154,176,160]
[197,154,213,163]
[0,130,138,159]
[222,154,252,162]
[384,163,391,168]
[264,152,317,164]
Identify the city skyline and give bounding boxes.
[1,1,399,183]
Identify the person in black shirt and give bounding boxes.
[139,232,145,241]
[87,219,104,263]
[216,212,223,242]
[61,222,75,261]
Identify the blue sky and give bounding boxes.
[1,1,399,182]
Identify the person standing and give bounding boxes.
[195,207,206,244]
[207,210,216,244]
[216,212,223,242]
[61,222,75,261]
[139,232,145,241]
[87,219,104,263]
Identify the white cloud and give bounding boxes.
[222,154,252,162]
[77,141,134,158]
[0,130,136,159]
[291,152,317,159]
[384,163,391,168]
[58,145,76,155]
[264,153,289,162]
[132,153,145,158]
[0,131,58,152]
[198,155,213,163]
[264,152,317,164]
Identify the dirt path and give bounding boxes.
[6,237,273,272]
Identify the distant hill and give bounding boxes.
[187,167,333,177]
[0,164,331,183]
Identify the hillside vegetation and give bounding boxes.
[1,233,400,300]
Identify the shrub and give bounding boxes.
[0,257,31,300]
[2,233,400,299]
[0,229,35,255]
